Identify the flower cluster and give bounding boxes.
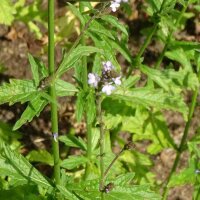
[88,61,121,95]
[110,0,128,12]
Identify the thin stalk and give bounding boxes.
[127,0,167,77]
[79,3,93,180]
[97,95,105,199]
[162,89,198,199]
[48,0,60,184]
[155,3,189,69]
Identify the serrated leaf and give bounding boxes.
[169,158,196,187]
[28,54,40,87]
[55,79,78,97]
[0,79,37,105]
[59,135,87,151]
[101,15,128,37]
[121,109,176,154]
[141,65,199,92]
[0,139,53,189]
[89,20,115,40]
[113,173,135,186]
[165,48,192,71]
[13,93,48,130]
[56,45,102,77]
[57,185,79,200]
[67,3,85,25]
[112,88,188,116]
[26,150,54,166]
[0,0,15,25]
[61,155,88,170]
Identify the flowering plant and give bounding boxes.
[0,0,199,199]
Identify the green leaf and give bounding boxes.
[111,88,188,116]
[0,121,21,149]
[141,65,199,92]
[121,109,176,154]
[68,179,161,200]
[0,0,15,25]
[61,155,88,170]
[56,45,102,77]
[101,15,128,37]
[169,158,196,187]
[0,79,37,105]
[59,135,87,151]
[113,173,135,186]
[0,139,53,189]
[28,54,40,87]
[13,93,48,130]
[89,20,115,40]
[0,185,45,200]
[165,48,192,71]
[57,185,79,200]
[26,150,54,166]
[67,3,85,25]
[55,79,78,97]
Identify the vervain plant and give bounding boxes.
[0,0,200,199]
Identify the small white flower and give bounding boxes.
[122,0,128,2]
[110,1,120,12]
[112,76,121,85]
[88,73,100,88]
[102,83,115,95]
[102,61,114,72]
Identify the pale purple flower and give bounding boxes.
[88,73,100,88]
[112,76,121,85]
[110,1,120,12]
[102,83,115,95]
[122,0,128,2]
[102,61,114,72]
[53,133,58,142]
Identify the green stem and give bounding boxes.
[162,89,198,199]
[97,96,105,199]
[79,3,93,180]
[48,0,60,185]
[155,3,189,69]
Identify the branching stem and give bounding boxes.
[162,89,198,199]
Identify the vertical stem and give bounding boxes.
[97,96,105,199]
[155,3,189,69]
[162,89,198,199]
[78,3,93,180]
[48,0,60,184]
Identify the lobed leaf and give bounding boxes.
[0,0,14,25]
[13,93,48,130]
[56,45,103,77]
[0,79,37,105]
[26,150,54,166]
[111,88,188,116]
[55,79,78,97]
[61,155,88,170]
[0,139,53,189]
